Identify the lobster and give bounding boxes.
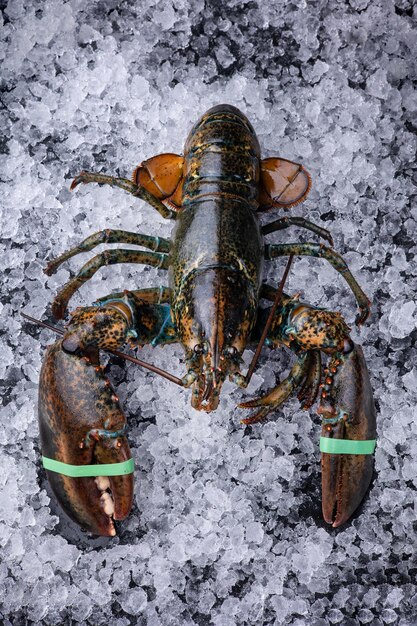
[36,104,376,537]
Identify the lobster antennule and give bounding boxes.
[318,343,376,527]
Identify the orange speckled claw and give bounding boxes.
[318,343,376,528]
[38,341,133,536]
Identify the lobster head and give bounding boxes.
[175,268,258,411]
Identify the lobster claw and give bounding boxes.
[318,343,376,528]
[38,341,134,536]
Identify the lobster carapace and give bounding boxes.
[38,104,376,536]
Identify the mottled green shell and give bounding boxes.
[169,105,264,349]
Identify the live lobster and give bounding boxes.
[34,104,376,536]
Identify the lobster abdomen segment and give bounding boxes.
[183,104,261,207]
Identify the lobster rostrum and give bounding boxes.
[38,104,376,536]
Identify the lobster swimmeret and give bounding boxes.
[38,104,376,536]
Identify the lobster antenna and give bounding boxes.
[245,254,294,386]
[20,312,184,387]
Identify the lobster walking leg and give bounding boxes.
[95,285,171,306]
[241,289,376,527]
[262,216,333,246]
[70,171,175,219]
[39,294,179,536]
[51,249,169,319]
[45,230,170,276]
[265,242,371,325]
[239,351,314,424]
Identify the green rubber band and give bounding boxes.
[320,437,376,455]
[42,456,134,477]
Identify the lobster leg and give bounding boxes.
[241,289,376,527]
[39,293,178,536]
[262,216,333,246]
[50,249,169,320]
[95,285,171,306]
[70,172,175,219]
[45,230,170,276]
[239,351,314,424]
[265,242,371,325]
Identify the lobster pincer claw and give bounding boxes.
[318,342,376,528]
[39,340,134,537]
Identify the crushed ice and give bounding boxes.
[1,0,416,623]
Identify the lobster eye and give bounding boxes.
[226,346,238,357]
[194,342,207,354]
